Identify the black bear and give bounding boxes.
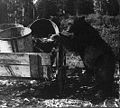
[50,16,117,99]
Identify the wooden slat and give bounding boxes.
[0,53,29,65]
[0,53,51,65]
[38,53,51,65]
[0,65,30,77]
[0,53,51,79]
[29,54,41,78]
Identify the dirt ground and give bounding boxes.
[0,58,119,107]
[0,78,119,107]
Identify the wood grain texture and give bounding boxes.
[0,53,51,79]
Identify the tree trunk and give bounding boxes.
[75,0,79,16]
[117,0,120,14]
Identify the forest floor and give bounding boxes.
[0,67,119,108]
[0,54,119,107]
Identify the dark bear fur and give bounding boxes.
[51,16,117,99]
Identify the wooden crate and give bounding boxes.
[0,53,52,80]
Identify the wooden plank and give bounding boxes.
[0,53,29,65]
[0,53,51,79]
[38,53,51,65]
[42,65,52,80]
[0,53,51,65]
[29,53,52,79]
[29,54,42,78]
[0,65,30,77]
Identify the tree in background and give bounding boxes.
[78,0,94,15]
[65,0,94,16]
[65,0,75,15]
[0,0,37,25]
[0,0,8,24]
[117,0,120,14]
[107,0,119,16]
[93,0,119,16]
[45,0,58,18]
[35,0,58,18]
[58,0,119,16]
